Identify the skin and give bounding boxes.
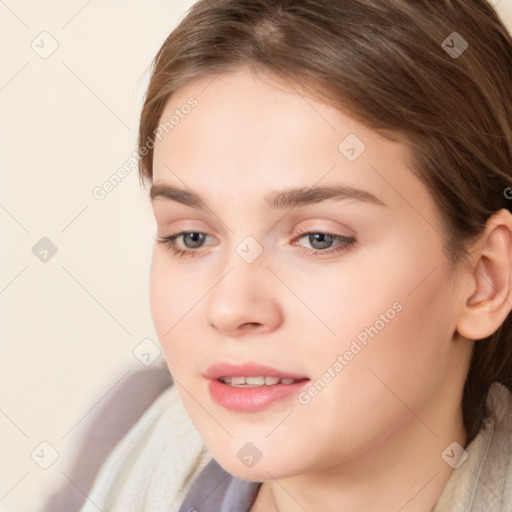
[149,69,512,512]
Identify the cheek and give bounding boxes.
[149,251,173,339]
[313,250,456,422]
[149,251,195,352]
[295,235,455,390]
[274,238,446,358]
[149,249,219,375]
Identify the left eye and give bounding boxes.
[301,232,336,250]
[293,231,356,256]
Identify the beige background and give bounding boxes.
[1,1,511,510]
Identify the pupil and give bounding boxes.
[310,233,333,249]
[184,233,204,248]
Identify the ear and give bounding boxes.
[457,208,512,340]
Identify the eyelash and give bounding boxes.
[156,229,357,259]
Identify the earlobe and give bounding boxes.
[457,209,512,340]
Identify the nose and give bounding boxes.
[205,259,284,337]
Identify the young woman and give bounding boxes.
[80,1,512,510]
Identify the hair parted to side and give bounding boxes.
[138,0,512,443]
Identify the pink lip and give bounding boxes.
[205,362,310,413]
[204,362,308,380]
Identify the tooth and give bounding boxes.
[221,376,298,387]
[245,376,265,385]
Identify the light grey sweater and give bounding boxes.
[79,381,512,511]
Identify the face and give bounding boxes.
[150,69,470,481]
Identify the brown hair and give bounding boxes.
[138,0,512,443]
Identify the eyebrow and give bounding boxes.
[150,183,387,209]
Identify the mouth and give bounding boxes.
[205,362,310,412]
[218,376,305,387]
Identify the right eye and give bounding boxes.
[156,232,213,258]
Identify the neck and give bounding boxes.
[251,401,467,512]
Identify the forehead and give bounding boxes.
[154,71,343,172]
[151,69,439,230]
[154,70,392,174]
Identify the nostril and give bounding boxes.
[240,322,262,331]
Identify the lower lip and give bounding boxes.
[207,378,309,412]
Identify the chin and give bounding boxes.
[212,449,302,482]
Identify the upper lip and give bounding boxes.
[204,362,309,380]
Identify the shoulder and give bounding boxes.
[79,383,212,512]
[434,382,512,511]
[476,382,512,504]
